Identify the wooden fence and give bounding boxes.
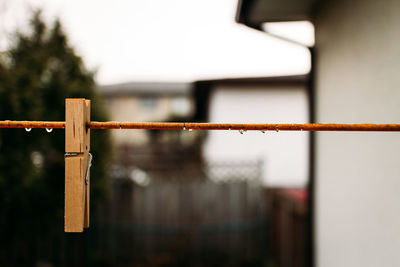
[92,161,267,266]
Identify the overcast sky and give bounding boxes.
[0,0,311,85]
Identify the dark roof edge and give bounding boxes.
[97,81,192,96]
[236,0,319,30]
[194,74,309,87]
[235,0,262,30]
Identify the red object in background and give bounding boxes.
[283,189,308,203]
[266,188,308,267]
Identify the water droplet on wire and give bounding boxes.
[239,130,246,134]
[25,128,31,132]
[183,126,186,131]
[46,128,53,133]
[261,130,265,134]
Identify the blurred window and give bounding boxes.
[172,97,190,116]
[140,97,158,111]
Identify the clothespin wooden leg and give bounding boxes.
[65,98,91,232]
[84,100,91,229]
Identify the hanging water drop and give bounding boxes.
[25,128,31,132]
[239,129,246,134]
[46,128,53,133]
[228,127,231,131]
[261,130,265,134]
[183,126,186,131]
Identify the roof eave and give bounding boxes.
[236,0,319,29]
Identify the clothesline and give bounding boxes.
[1,120,400,132]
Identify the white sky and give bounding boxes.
[0,0,311,85]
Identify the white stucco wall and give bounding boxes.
[204,84,309,187]
[315,0,400,266]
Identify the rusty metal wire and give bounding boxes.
[1,120,400,132]
[88,122,400,131]
[0,121,65,129]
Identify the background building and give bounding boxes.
[99,82,204,182]
[99,82,194,146]
[96,78,309,266]
[194,75,310,187]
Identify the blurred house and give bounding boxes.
[98,81,205,181]
[237,1,400,267]
[194,75,310,187]
[96,75,312,265]
[99,82,194,146]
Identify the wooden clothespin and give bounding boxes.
[64,98,91,232]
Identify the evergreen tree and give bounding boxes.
[0,11,111,264]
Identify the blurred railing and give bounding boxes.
[92,160,267,266]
